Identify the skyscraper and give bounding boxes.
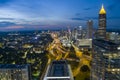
[91,39,120,80]
[87,20,93,39]
[74,28,78,40]
[68,26,72,40]
[97,5,106,39]
[78,26,83,39]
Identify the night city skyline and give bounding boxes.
[0,1,120,80]
[0,0,120,31]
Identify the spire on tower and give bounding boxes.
[99,4,106,14]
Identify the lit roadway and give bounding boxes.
[43,33,92,79]
[22,46,33,59]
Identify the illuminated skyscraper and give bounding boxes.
[68,26,72,40]
[78,26,83,39]
[97,5,106,39]
[91,4,120,80]
[91,39,120,80]
[74,28,78,40]
[87,20,93,39]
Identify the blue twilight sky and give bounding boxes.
[0,0,120,31]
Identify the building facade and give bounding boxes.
[87,20,93,39]
[0,64,31,80]
[91,39,120,80]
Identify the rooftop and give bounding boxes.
[95,39,117,45]
[47,60,69,77]
[0,64,29,69]
[99,4,106,14]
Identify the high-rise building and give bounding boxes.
[78,26,83,39]
[97,5,106,39]
[68,26,72,40]
[73,28,78,40]
[0,64,31,80]
[91,39,120,80]
[43,60,74,80]
[87,20,93,39]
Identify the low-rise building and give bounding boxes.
[0,64,31,80]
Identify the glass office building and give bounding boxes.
[91,39,120,80]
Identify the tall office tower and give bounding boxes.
[73,28,78,40]
[91,39,120,80]
[78,26,83,39]
[68,27,71,40]
[97,5,106,39]
[0,64,31,80]
[87,20,93,39]
[43,60,74,80]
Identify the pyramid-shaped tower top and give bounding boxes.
[99,4,106,14]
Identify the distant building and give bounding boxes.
[61,39,71,47]
[109,32,119,43]
[97,5,107,39]
[87,20,93,39]
[68,27,72,40]
[43,60,74,80]
[33,45,44,53]
[73,28,78,40]
[0,64,31,80]
[77,26,83,39]
[76,39,92,49]
[91,39,120,80]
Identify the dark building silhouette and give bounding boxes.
[87,20,93,39]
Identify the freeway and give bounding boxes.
[45,33,92,79]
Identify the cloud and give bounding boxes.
[0,18,14,20]
[71,18,85,21]
[0,0,119,30]
[4,26,24,29]
[83,8,91,10]
[85,17,98,20]
[0,0,13,6]
[0,25,25,31]
[71,16,120,21]
[0,0,12,3]
[71,16,98,21]
[0,21,16,27]
[75,13,81,16]
[0,8,27,19]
